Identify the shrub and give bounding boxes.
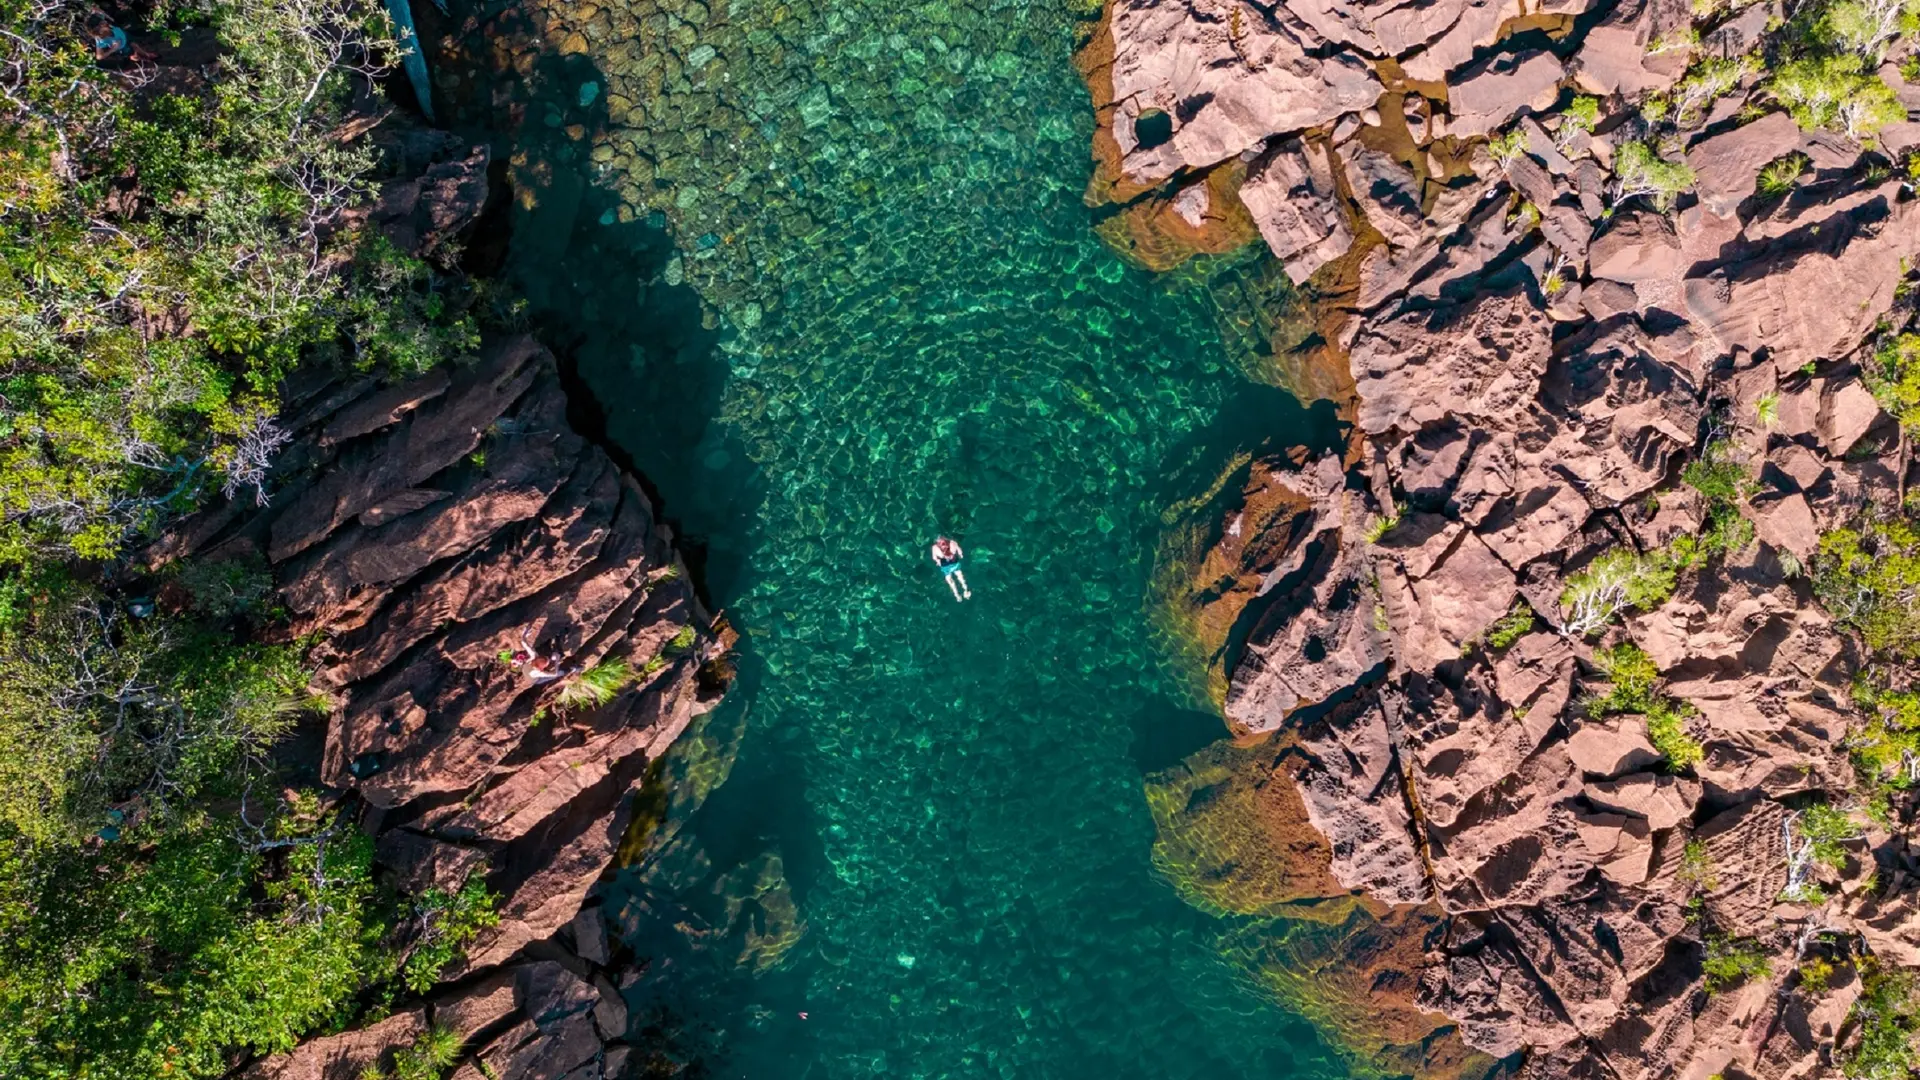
[1487,127,1529,164]
[1556,95,1603,149]
[1560,548,1678,635]
[1679,837,1719,892]
[1868,333,1920,430]
[0,815,397,1079]
[1704,935,1773,991]
[0,591,314,844]
[402,878,500,992]
[1673,56,1758,126]
[1848,673,1920,785]
[1801,956,1838,993]
[1592,641,1661,714]
[1846,961,1920,1079]
[1815,512,1920,658]
[1612,140,1697,211]
[1684,439,1758,558]
[1647,697,1707,768]
[1819,0,1920,62]
[1683,439,1753,507]
[1485,603,1537,650]
[1771,55,1907,140]
[0,0,470,568]
[1800,802,1862,871]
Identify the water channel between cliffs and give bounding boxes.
[464,0,1357,1072]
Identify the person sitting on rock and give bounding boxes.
[512,628,577,683]
[930,535,971,602]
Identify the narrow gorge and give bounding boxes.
[23,0,1920,1074]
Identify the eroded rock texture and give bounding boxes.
[1099,0,1920,1073]
[164,337,725,1080]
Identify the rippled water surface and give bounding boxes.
[472,0,1349,1073]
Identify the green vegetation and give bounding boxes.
[1761,0,1913,142]
[0,0,500,1073]
[1647,697,1707,768]
[1772,54,1907,139]
[1756,154,1811,198]
[1559,547,1678,635]
[1486,127,1529,165]
[0,0,476,568]
[368,1025,467,1080]
[1815,510,1920,658]
[1679,837,1719,892]
[1555,95,1602,149]
[1821,0,1920,63]
[1847,674,1920,787]
[1673,56,1759,126]
[1799,802,1862,871]
[1363,508,1401,544]
[1801,956,1838,993]
[402,877,501,993]
[1680,437,1757,559]
[1485,602,1536,650]
[1868,333,1920,431]
[1586,642,1706,768]
[1703,935,1773,991]
[0,807,395,1077]
[556,658,636,709]
[0,588,317,844]
[1846,961,1920,1079]
[1611,141,1697,211]
[1590,641,1659,714]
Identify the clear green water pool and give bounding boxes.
[481,0,1351,1072]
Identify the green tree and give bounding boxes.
[1611,141,1697,211]
[1772,54,1907,140]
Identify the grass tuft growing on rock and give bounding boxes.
[1485,603,1536,651]
[556,659,636,710]
[1756,154,1811,198]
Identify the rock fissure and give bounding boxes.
[1096,0,1920,1071]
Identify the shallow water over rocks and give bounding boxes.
[439,0,1363,1073]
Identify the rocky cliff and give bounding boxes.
[1089,0,1920,1076]
[136,125,727,1079]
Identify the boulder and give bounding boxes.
[1447,51,1566,138]
[1348,286,1554,437]
[1237,139,1354,283]
[1566,715,1662,777]
[1102,0,1378,187]
[1589,211,1682,284]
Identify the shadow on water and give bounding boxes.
[431,17,820,1066]
[431,1,1365,1075]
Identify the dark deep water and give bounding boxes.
[464,0,1355,1073]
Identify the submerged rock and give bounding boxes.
[1085,0,1920,1068]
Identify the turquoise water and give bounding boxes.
[468,0,1350,1073]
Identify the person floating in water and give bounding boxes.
[930,536,971,602]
